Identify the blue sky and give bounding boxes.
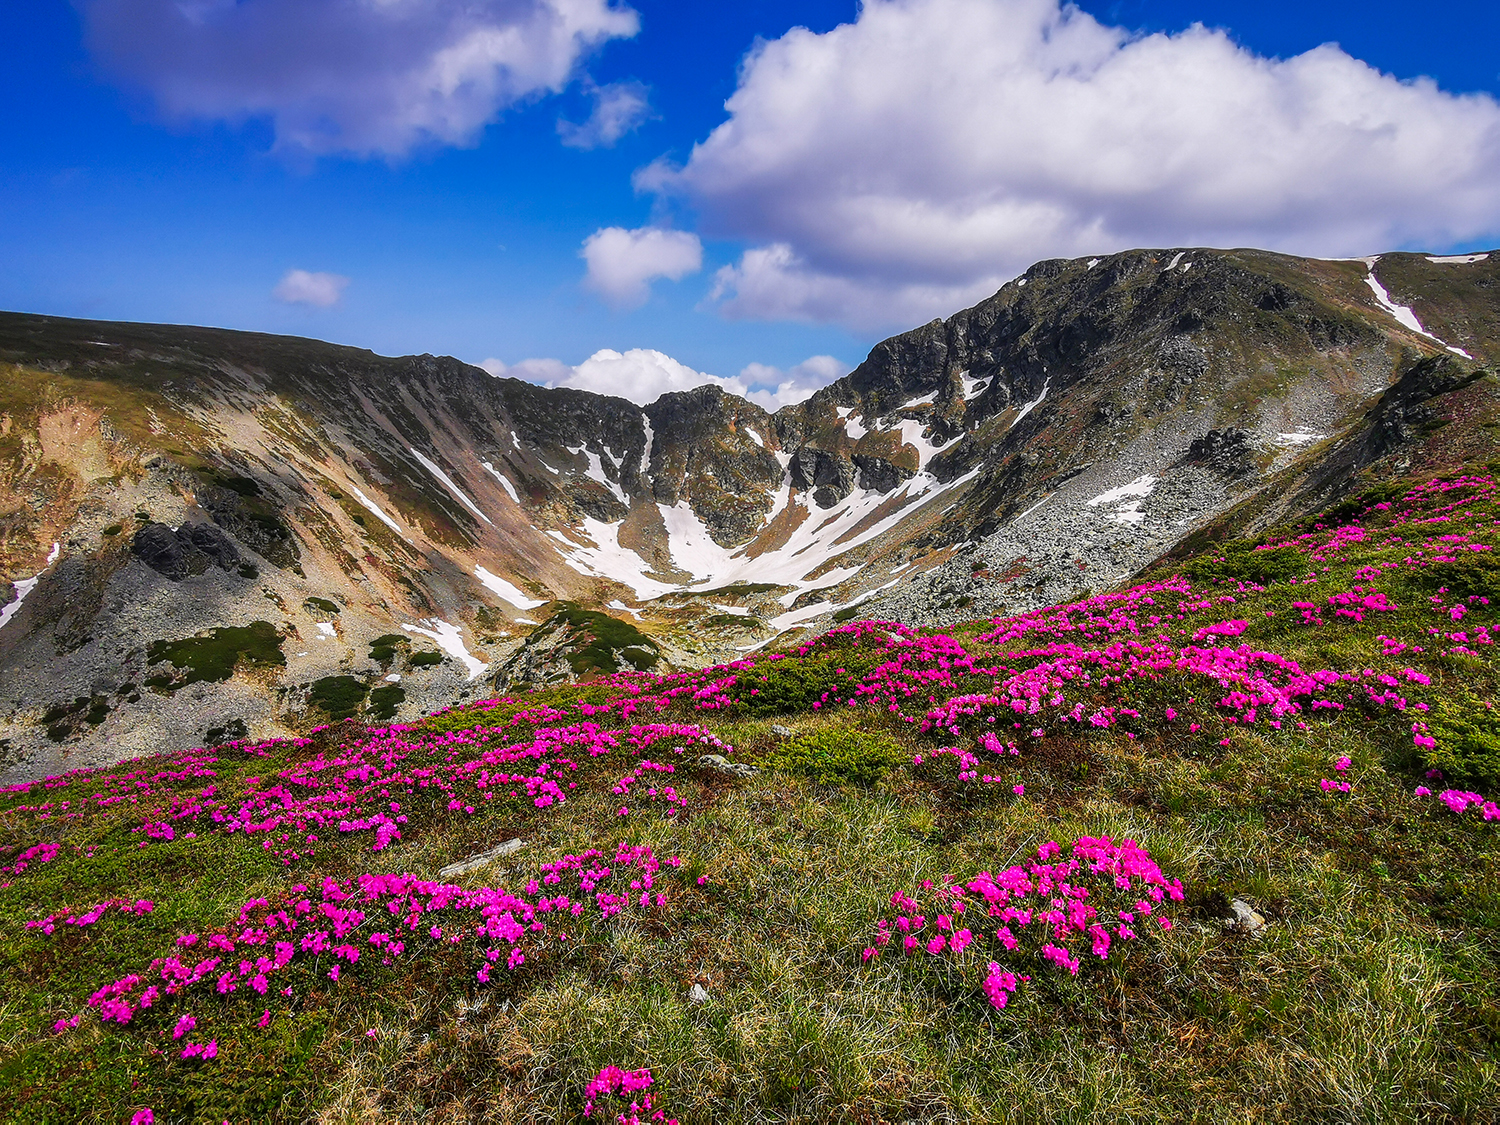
[2,1,1498,406]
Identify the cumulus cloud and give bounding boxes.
[580,225,702,308]
[79,0,640,157]
[272,268,349,307]
[644,0,1500,330]
[558,80,651,148]
[479,347,846,407]
[736,355,847,410]
[477,356,573,382]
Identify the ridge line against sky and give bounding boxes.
[2,0,1498,407]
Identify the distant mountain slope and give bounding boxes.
[1,247,1495,779]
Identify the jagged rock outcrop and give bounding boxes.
[131,522,240,580]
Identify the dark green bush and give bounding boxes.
[304,597,341,615]
[369,634,407,663]
[526,603,661,675]
[308,675,369,720]
[1423,693,1500,786]
[764,727,907,787]
[368,684,406,721]
[1408,551,1500,601]
[409,650,445,668]
[102,523,123,536]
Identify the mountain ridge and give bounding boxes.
[1,245,1496,780]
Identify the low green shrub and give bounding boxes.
[1423,692,1500,786]
[304,597,341,616]
[369,634,407,663]
[1409,551,1500,600]
[409,650,445,668]
[764,726,907,787]
[368,684,406,721]
[1186,540,1305,585]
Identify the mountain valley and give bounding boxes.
[2,246,1496,781]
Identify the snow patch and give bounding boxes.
[1086,258,1100,270]
[1164,251,1186,271]
[743,427,765,448]
[1009,379,1049,430]
[474,565,547,609]
[409,448,493,526]
[568,444,628,504]
[0,542,59,632]
[384,674,401,682]
[767,601,833,633]
[1087,474,1156,527]
[837,406,868,440]
[550,518,677,601]
[314,621,336,638]
[1426,253,1488,264]
[348,485,407,538]
[1275,431,1324,446]
[888,419,951,470]
[1363,260,1475,358]
[402,619,486,679]
[709,603,751,616]
[959,371,989,399]
[607,599,643,619]
[640,416,655,476]
[1363,267,1430,338]
[480,461,520,504]
[1088,475,1157,507]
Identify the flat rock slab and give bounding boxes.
[439,837,525,879]
[1226,897,1267,937]
[698,753,758,777]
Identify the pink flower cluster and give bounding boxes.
[584,1065,676,1124]
[863,836,1183,1009]
[25,898,153,935]
[56,843,679,1045]
[1413,786,1500,819]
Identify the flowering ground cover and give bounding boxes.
[2,473,1499,1121]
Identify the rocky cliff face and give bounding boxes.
[1,247,1495,779]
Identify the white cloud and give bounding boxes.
[645,0,1500,330]
[558,80,651,148]
[477,356,573,383]
[580,225,702,308]
[737,355,846,410]
[272,268,349,307]
[80,0,640,157]
[481,347,846,407]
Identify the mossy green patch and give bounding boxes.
[369,634,407,664]
[145,621,285,688]
[308,675,369,720]
[533,602,661,674]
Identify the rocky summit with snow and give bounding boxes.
[1,246,1496,779]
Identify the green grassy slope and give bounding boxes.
[2,464,1498,1123]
